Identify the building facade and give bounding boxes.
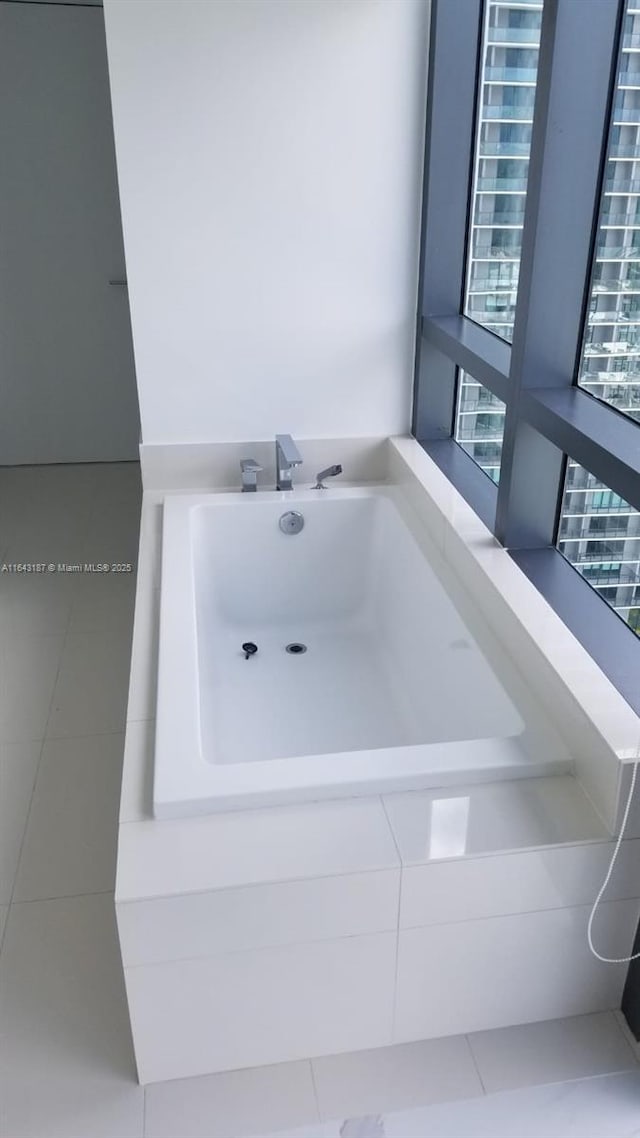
[456,0,640,634]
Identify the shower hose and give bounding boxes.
[588,760,640,964]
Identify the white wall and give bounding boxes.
[103,0,428,445]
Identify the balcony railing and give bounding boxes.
[596,244,640,259]
[479,141,532,157]
[604,178,640,192]
[481,105,536,120]
[473,210,526,225]
[466,275,514,289]
[592,279,640,292]
[623,32,640,49]
[487,26,541,44]
[584,342,640,355]
[618,70,640,87]
[588,310,640,323]
[456,427,505,442]
[559,527,638,541]
[484,67,539,83]
[476,177,528,191]
[467,302,517,316]
[600,212,640,226]
[609,144,640,158]
[577,565,640,587]
[457,400,506,413]
[610,106,640,122]
[472,242,521,255]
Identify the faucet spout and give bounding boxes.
[313,464,342,489]
[275,435,302,491]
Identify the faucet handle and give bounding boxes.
[240,457,262,492]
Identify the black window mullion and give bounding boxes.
[495,0,622,548]
[412,0,483,441]
[521,385,640,513]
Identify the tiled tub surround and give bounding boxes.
[118,437,640,1084]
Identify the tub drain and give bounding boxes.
[285,642,307,655]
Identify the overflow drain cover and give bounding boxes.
[285,642,307,654]
[279,511,304,535]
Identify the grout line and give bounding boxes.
[6,735,48,912]
[10,888,115,908]
[465,1032,488,1095]
[381,796,404,1044]
[611,1008,640,1066]
[308,1059,323,1124]
[0,905,9,959]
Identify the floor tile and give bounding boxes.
[468,1011,638,1094]
[0,633,64,742]
[47,632,132,737]
[68,570,136,635]
[0,904,8,945]
[311,1036,483,1120]
[0,571,76,637]
[0,893,143,1138]
[13,734,124,902]
[83,474,142,566]
[91,461,142,501]
[0,740,42,903]
[4,502,94,566]
[144,1061,318,1138]
[614,1010,640,1065]
[253,1072,640,1138]
[380,1071,640,1138]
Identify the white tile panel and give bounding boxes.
[117,869,399,964]
[398,841,640,929]
[116,797,399,902]
[394,900,640,1043]
[125,931,397,1083]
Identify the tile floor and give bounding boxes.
[0,463,639,1138]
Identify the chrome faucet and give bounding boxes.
[313,464,342,489]
[275,435,302,491]
[240,457,262,492]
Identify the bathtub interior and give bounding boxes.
[191,494,526,766]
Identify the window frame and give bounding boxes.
[412,0,640,716]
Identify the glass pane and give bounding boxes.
[579,0,640,423]
[454,370,506,484]
[557,460,640,636]
[464,0,544,343]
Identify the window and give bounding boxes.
[579,0,640,424]
[414,0,640,711]
[558,461,640,635]
[464,0,544,343]
[454,372,506,483]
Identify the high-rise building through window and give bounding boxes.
[579,0,640,424]
[455,0,541,482]
[454,0,640,635]
[464,0,543,344]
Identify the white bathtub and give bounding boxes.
[154,486,571,817]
